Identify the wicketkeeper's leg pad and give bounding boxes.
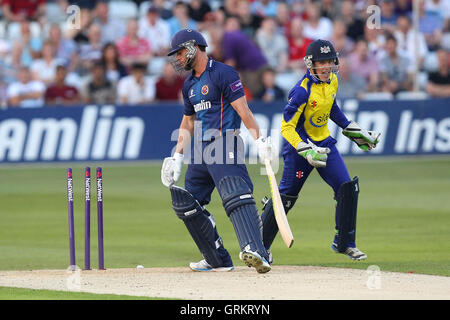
[217,176,268,260]
[261,194,298,249]
[335,176,359,253]
[170,185,229,268]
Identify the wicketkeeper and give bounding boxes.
[161,29,273,273]
[261,39,380,261]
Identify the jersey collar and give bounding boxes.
[191,57,214,78]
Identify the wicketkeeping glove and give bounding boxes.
[342,121,381,151]
[297,139,330,168]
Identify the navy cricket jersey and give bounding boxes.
[182,58,245,141]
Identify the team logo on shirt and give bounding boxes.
[311,100,317,109]
[201,85,209,95]
[296,171,303,179]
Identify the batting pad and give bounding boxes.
[217,176,268,260]
[335,176,359,252]
[170,186,226,267]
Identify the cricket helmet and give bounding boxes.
[167,29,208,71]
[304,39,339,82]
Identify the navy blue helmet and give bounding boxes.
[167,29,208,71]
[167,29,208,56]
[304,39,339,81]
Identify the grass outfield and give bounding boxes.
[0,157,449,279]
[0,286,162,300]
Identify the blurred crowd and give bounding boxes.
[0,0,449,108]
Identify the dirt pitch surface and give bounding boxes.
[0,266,449,300]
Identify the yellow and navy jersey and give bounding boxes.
[281,70,350,150]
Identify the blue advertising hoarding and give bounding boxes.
[0,98,449,163]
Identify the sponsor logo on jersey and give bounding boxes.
[309,112,330,128]
[230,79,243,92]
[189,89,195,98]
[194,99,212,112]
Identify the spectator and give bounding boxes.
[394,15,428,69]
[138,6,171,57]
[426,48,450,97]
[152,0,173,20]
[321,0,341,21]
[425,0,450,22]
[81,62,116,104]
[251,0,278,18]
[204,23,226,62]
[45,65,79,106]
[256,68,285,102]
[1,0,46,22]
[274,1,291,36]
[364,24,387,58]
[395,0,412,16]
[340,0,365,42]
[348,38,380,92]
[255,17,288,72]
[7,66,45,108]
[66,7,93,44]
[222,16,269,96]
[236,0,262,39]
[155,62,184,101]
[93,1,126,44]
[330,19,355,58]
[0,40,16,86]
[336,57,367,99]
[116,19,152,69]
[380,0,398,33]
[11,21,42,68]
[48,24,78,72]
[30,41,64,86]
[302,2,333,40]
[117,63,155,105]
[167,2,197,37]
[379,35,414,94]
[78,23,104,76]
[188,0,212,23]
[220,0,240,17]
[101,42,128,84]
[287,17,313,72]
[417,0,444,49]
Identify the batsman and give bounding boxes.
[161,29,273,273]
[262,39,380,261]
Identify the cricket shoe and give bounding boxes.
[331,242,367,261]
[267,250,273,264]
[239,250,271,274]
[189,259,234,272]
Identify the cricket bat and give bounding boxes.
[264,158,294,248]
